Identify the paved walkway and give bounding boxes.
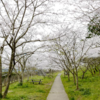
[47,74,69,100]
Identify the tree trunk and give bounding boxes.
[0,56,2,98]
[90,70,94,76]
[22,70,24,85]
[82,68,88,79]
[27,74,30,81]
[72,73,76,85]
[67,72,70,81]
[99,70,100,76]
[3,75,11,98]
[82,72,85,79]
[64,71,65,77]
[0,37,7,98]
[0,46,4,98]
[76,68,79,90]
[76,74,79,90]
[3,46,16,98]
[19,75,23,85]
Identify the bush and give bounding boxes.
[17,83,23,86]
[70,97,75,100]
[79,88,84,91]
[82,88,91,95]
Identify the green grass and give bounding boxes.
[61,71,100,100]
[2,72,59,100]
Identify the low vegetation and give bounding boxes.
[61,71,100,100]
[2,72,58,100]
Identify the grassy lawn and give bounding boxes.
[2,72,59,100]
[61,71,100,100]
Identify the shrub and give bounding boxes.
[70,97,75,100]
[82,88,91,95]
[79,88,84,91]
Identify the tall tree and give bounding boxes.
[0,0,58,98]
[49,29,92,90]
[0,30,8,97]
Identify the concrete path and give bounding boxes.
[47,74,69,100]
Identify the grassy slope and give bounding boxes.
[61,71,100,100]
[2,73,59,100]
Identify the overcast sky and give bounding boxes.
[1,0,100,69]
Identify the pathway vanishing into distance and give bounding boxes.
[47,74,69,100]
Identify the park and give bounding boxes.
[0,0,100,100]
